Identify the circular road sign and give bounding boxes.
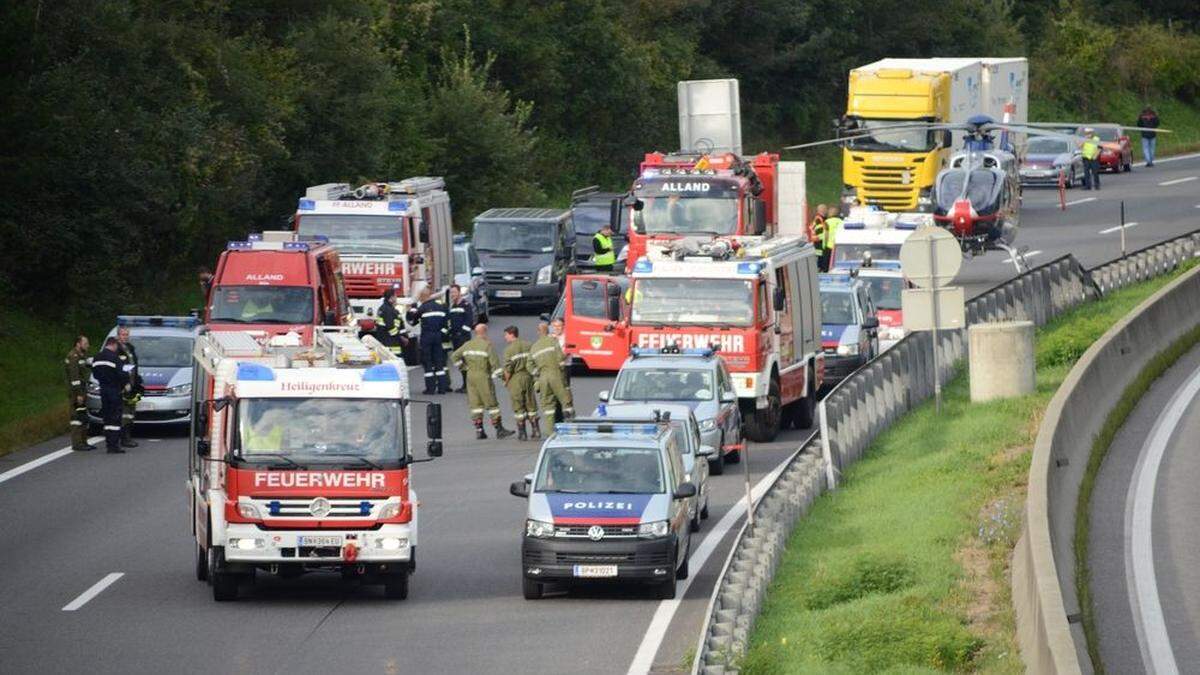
[899,227,962,288]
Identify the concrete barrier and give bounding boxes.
[1015,265,1200,673]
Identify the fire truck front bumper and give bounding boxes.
[222,523,414,565]
[730,372,769,408]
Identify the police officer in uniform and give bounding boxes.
[447,285,473,392]
[529,322,574,431]
[451,324,515,440]
[407,288,450,394]
[592,223,616,273]
[92,337,128,453]
[502,325,539,440]
[116,326,141,447]
[375,287,408,359]
[65,335,96,452]
[1081,128,1102,191]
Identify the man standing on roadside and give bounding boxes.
[116,326,141,448]
[1080,128,1102,191]
[530,322,574,431]
[65,335,96,452]
[92,337,128,454]
[451,324,515,440]
[502,325,539,441]
[1137,106,1160,167]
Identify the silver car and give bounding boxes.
[598,404,712,532]
[453,239,489,322]
[87,316,200,427]
[599,349,743,475]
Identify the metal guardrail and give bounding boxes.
[692,228,1200,673]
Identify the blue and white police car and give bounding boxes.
[87,315,200,427]
[509,419,697,600]
[818,275,880,388]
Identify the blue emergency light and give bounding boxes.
[299,234,330,243]
[736,261,763,275]
[818,273,852,285]
[632,258,653,274]
[387,200,408,212]
[248,233,263,241]
[362,364,401,382]
[297,199,316,210]
[227,241,253,250]
[554,422,661,436]
[268,500,281,516]
[842,222,865,230]
[630,346,715,358]
[359,500,371,515]
[282,241,310,251]
[874,261,904,270]
[236,362,276,381]
[116,315,201,329]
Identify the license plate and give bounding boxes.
[136,399,157,411]
[297,535,343,548]
[495,290,522,298]
[573,564,618,578]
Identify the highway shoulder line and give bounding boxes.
[63,573,124,611]
[1142,151,1200,167]
[1124,363,1200,675]
[1100,222,1140,235]
[1064,197,1097,207]
[0,436,102,486]
[1158,176,1197,187]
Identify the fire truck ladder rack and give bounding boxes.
[195,330,396,372]
[304,177,446,204]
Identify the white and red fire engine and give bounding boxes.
[294,178,455,321]
[188,328,443,601]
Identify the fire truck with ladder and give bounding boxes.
[563,237,823,442]
[187,328,444,601]
[293,178,455,324]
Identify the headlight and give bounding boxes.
[87,381,100,395]
[237,502,262,520]
[836,344,860,356]
[376,536,408,551]
[638,521,670,539]
[377,502,402,519]
[166,382,192,396]
[230,537,264,550]
[698,418,716,431]
[882,327,906,341]
[525,519,555,538]
[917,188,932,206]
[536,265,553,284]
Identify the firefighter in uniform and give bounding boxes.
[529,322,574,430]
[448,285,473,392]
[375,287,409,359]
[92,337,128,453]
[502,325,539,441]
[451,324,515,440]
[65,335,96,452]
[116,326,141,447]
[593,224,616,272]
[407,288,450,395]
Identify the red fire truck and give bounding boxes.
[205,232,352,344]
[294,178,455,321]
[188,328,444,601]
[621,152,808,273]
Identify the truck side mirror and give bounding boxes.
[426,403,443,457]
[607,296,620,321]
[773,287,785,312]
[609,199,622,234]
[862,316,880,329]
[509,480,530,498]
[598,390,609,402]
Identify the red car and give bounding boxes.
[1077,124,1133,173]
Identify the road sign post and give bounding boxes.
[899,227,966,413]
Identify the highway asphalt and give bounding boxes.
[1,154,1197,674]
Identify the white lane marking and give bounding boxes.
[1064,197,1097,207]
[626,451,795,675]
[0,436,103,486]
[1001,250,1042,265]
[1125,365,1200,675]
[1141,151,1200,167]
[62,573,124,611]
[1159,176,1197,187]
[1100,222,1140,235]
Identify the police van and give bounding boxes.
[509,419,697,600]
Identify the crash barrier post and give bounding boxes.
[691,229,1200,673]
[1015,264,1200,674]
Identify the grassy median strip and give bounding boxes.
[741,262,1197,674]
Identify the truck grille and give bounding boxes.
[485,271,532,286]
[343,276,388,298]
[859,164,920,210]
[248,497,385,519]
[555,524,638,539]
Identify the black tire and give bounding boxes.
[383,572,409,600]
[707,443,726,475]
[522,577,543,600]
[657,578,677,599]
[742,376,780,442]
[195,542,208,582]
[212,572,239,601]
[676,539,690,580]
[700,497,709,520]
[726,448,741,464]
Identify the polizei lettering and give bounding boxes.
[562,500,635,511]
[342,262,398,276]
[253,472,385,489]
[637,333,745,352]
[659,182,712,193]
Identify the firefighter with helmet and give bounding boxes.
[502,325,540,441]
[407,288,451,395]
[451,324,515,440]
[375,287,408,358]
[529,322,574,430]
[447,285,473,392]
[116,325,141,448]
[65,335,96,452]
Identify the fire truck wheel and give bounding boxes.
[195,542,208,582]
[383,571,409,600]
[707,444,726,475]
[743,376,781,443]
[522,578,544,600]
[212,571,239,601]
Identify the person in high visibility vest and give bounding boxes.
[1080,129,1102,191]
[816,206,844,271]
[592,224,616,272]
[808,203,827,246]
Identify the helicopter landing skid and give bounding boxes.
[994,243,1029,274]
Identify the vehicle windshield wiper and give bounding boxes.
[539,488,582,493]
[211,316,251,323]
[252,318,307,324]
[236,453,302,469]
[315,453,384,470]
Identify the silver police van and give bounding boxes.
[86,315,201,427]
[509,418,697,600]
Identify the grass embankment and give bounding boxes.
[739,261,1197,674]
[0,282,202,456]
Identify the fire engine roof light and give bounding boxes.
[298,234,329,243]
[818,274,853,285]
[248,233,263,241]
[632,258,653,274]
[362,364,401,382]
[282,241,310,251]
[236,362,276,381]
[842,222,865,230]
[387,200,409,212]
[736,262,764,275]
[227,241,253,250]
[298,198,316,210]
[117,315,201,329]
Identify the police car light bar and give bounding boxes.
[630,347,716,358]
[227,241,253,250]
[554,421,662,436]
[116,315,201,328]
[842,222,865,230]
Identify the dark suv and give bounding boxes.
[569,187,626,272]
[473,208,575,312]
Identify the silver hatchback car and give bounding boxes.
[599,348,743,475]
[87,316,200,428]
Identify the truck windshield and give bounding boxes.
[860,275,904,310]
[820,291,857,325]
[535,446,664,494]
[454,248,469,276]
[613,368,714,401]
[834,243,903,266]
[209,286,315,324]
[237,398,405,465]
[631,279,753,326]
[845,118,937,153]
[296,214,405,255]
[572,204,613,236]
[130,336,194,368]
[473,221,555,253]
[635,195,738,235]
